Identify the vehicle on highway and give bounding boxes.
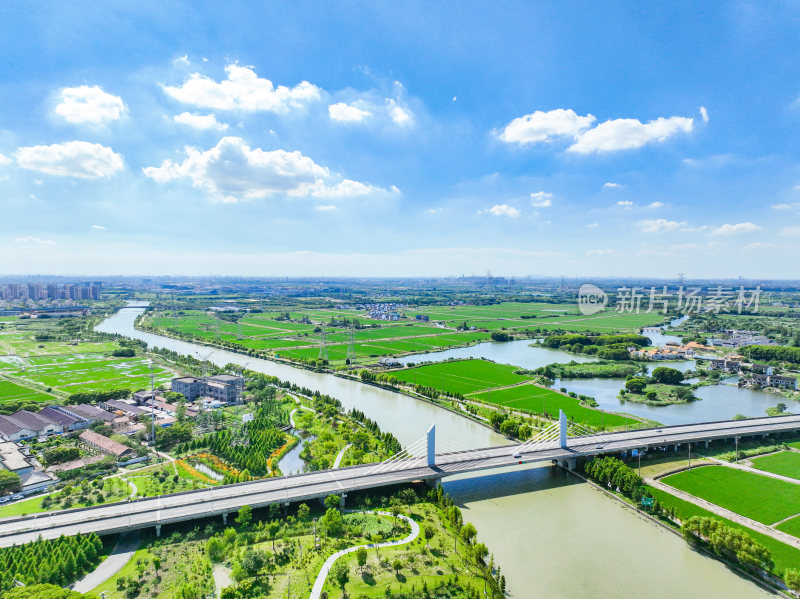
[512,451,522,459]
[0,498,9,504]
[595,445,603,449]
[10,495,23,501]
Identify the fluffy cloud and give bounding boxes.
[143,136,389,201]
[616,200,634,207]
[315,204,338,211]
[55,85,127,124]
[15,236,55,246]
[637,218,686,233]
[162,65,321,112]
[174,112,228,131]
[499,109,596,145]
[771,202,800,211]
[16,141,124,179]
[568,116,693,154]
[386,99,413,125]
[710,222,761,235]
[0,153,11,166]
[647,201,664,208]
[481,204,520,218]
[603,182,622,189]
[530,191,553,207]
[328,102,372,122]
[91,224,107,230]
[700,106,709,123]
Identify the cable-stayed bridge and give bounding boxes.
[1,413,799,546]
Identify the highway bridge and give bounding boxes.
[1,413,800,546]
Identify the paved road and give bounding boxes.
[73,529,141,593]
[332,444,352,469]
[1,414,799,547]
[310,511,419,599]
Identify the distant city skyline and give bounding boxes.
[2,2,799,277]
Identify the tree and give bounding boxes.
[321,507,343,536]
[176,398,187,423]
[2,585,93,599]
[356,546,368,574]
[424,524,435,547]
[651,367,684,385]
[461,522,477,545]
[625,378,647,393]
[331,562,349,595]
[297,503,310,522]
[206,537,224,562]
[392,559,402,576]
[785,568,800,591]
[324,494,341,511]
[490,331,510,342]
[0,470,21,494]
[240,548,266,579]
[235,504,252,529]
[266,520,280,551]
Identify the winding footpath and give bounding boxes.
[332,444,352,469]
[73,530,141,593]
[309,511,420,599]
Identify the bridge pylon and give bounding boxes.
[427,424,436,466]
[559,410,567,449]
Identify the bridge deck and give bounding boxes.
[1,414,799,546]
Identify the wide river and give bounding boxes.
[97,305,776,598]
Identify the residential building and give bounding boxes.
[101,399,148,417]
[79,429,135,460]
[0,441,34,474]
[170,376,205,401]
[56,404,116,424]
[37,406,85,432]
[0,410,63,438]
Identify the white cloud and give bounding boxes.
[586,249,614,256]
[710,222,761,235]
[424,208,442,214]
[328,102,372,122]
[91,224,107,230]
[143,136,388,201]
[700,106,709,123]
[771,202,800,211]
[174,55,189,65]
[162,65,321,113]
[603,182,622,189]
[0,153,11,166]
[315,204,337,211]
[14,236,55,246]
[386,99,413,125]
[55,85,127,124]
[568,116,693,154]
[173,112,228,131]
[637,218,686,233]
[16,141,124,179]
[530,191,553,207]
[586,223,599,228]
[481,204,520,218]
[498,108,596,145]
[616,200,634,207]
[647,201,664,208]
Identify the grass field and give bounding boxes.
[390,359,532,395]
[750,451,800,480]
[648,486,800,574]
[777,515,800,538]
[0,379,56,403]
[469,382,628,426]
[662,466,800,525]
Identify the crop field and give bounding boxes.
[662,466,800,525]
[648,486,800,573]
[0,379,56,403]
[750,451,800,480]
[469,383,628,426]
[390,359,531,394]
[8,353,173,393]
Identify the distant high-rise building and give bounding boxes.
[46,284,58,299]
[27,284,42,300]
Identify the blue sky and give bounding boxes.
[1,1,799,278]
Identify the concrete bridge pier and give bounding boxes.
[222,513,228,525]
[705,440,709,448]
[155,524,162,537]
[339,493,347,508]
[427,424,436,466]
[558,458,577,470]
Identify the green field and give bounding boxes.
[470,382,628,426]
[0,379,56,403]
[648,486,800,574]
[662,466,800,525]
[390,359,532,395]
[750,451,800,480]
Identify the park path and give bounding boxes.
[647,479,800,549]
[309,511,420,599]
[332,444,352,469]
[72,529,141,593]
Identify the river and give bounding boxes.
[96,305,777,598]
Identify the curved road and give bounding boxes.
[310,511,419,599]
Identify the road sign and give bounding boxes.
[641,497,654,507]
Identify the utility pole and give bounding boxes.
[149,361,157,463]
[688,443,692,470]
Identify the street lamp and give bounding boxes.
[148,361,156,462]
